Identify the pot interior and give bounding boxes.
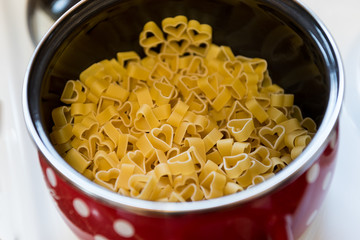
[26,0,339,203]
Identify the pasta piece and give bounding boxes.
[117,51,140,67]
[166,34,191,55]
[60,80,87,104]
[150,80,176,106]
[94,168,121,191]
[52,106,72,127]
[167,101,189,127]
[258,125,286,150]
[227,118,254,142]
[245,98,269,123]
[134,104,160,131]
[148,124,174,151]
[139,21,165,57]
[200,171,226,199]
[162,15,188,38]
[197,73,219,100]
[186,19,212,44]
[121,150,146,174]
[64,148,91,173]
[50,123,73,145]
[223,153,251,178]
[270,93,294,107]
[129,174,158,200]
[158,52,179,72]
[167,151,195,175]
[208,86,232,112]
[177,183,204,201]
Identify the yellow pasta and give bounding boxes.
[162,15,188,38]
[167,151,195,175]
[50,123,73,145]
[167,100,189,127]
[116,51,140,67]
[52,106,72,127]
[64,148,91,173]
[94,168,121,191]
[50,16,317,202]
[60,80,87,104]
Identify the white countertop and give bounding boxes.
[0,0,359,239]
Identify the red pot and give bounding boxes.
[23,0,344,239]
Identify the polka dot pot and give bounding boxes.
[23,0,343,239]
[38,124,339,240]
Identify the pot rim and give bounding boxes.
[22,0,344,214]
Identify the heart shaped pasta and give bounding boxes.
[96,105,120,126]
[178,183,204,201]
[149,62,173,82]
[284,129,307,149]
[223,153,251,178]
[200,171,226,199]
[60,80,87,104]
[93,151,119,175]
[162,15,188,38]
[186,19,212,44]
[52,106,73,127]
[118,101,139,127]
[227,118,255,142]
[301,117,317,135]
[188,41,211,57]
[146,149,167,172]
[223,61,243,78]
[166,146,181,160]
[134,104,160,132]
[151,79,176,105]
[197,73,219,100]
[167,34,191,55]
[177,75,201,99]
[259,125,286,150]
[94,168,121,191]
[173,122,198,145]
[188,146,206,173]
[139,21,166,57]
[185,56,208,77]
[154,162,173,184]
[89,132,115,158]
[167,151,195,175]
[139,21,165,48]
[158,52,179,72]
[249,146,272,168]
[128,174,157,200]
[148,124,174,151]
[121,150,146,174]
[72,114,99,140]
[227,100,252,121]
[242,58,268,76]
[185,91,208,115]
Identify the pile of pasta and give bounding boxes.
[50,16,317,202]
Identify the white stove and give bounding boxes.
[0,0,359,239]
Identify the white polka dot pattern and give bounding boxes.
[329,131,337,149]
[46,168,57,187]
[73,198,90,218]
[113,219,135,238]
[306,163,320,184]
[306,210,318,226]
[94,235,109,240]
[322,171,332,190]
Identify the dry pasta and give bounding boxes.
[50,16,317,202]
